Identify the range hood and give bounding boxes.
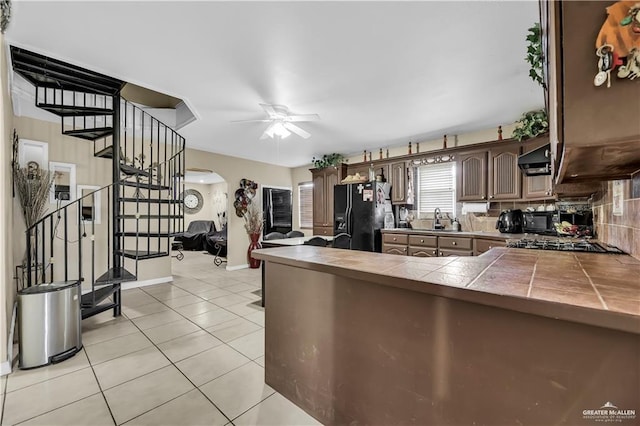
[518,143,551,176]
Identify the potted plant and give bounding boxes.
[243,202,264,268]
[14,166,54,285]
[511,109,549,142]
[312,153,346,169]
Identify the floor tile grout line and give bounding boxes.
[115,387,196,425]
[121,313,236,425]
[229,391,279,423]
[1,374,7,425]
[10,390,106,426]
[84,349,119,426]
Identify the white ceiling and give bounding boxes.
[6,1,543,168]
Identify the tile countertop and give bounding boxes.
[252,246,640,334]
[381,228,526,240]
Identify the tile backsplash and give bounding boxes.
[592,173,640,259]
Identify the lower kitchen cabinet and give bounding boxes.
[474,238,507,255]
[439,249,474,257]
[313,226,333,237]
[382,233,504,258]
[383,244,408,255]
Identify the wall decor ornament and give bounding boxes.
[1,0,11,34]
[233,178,258,217]
[595,1,640,87]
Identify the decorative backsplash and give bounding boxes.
[592,174,640,259]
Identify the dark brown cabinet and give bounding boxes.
[457,151,488,201]
[311,165,346,236]
[488,145,521,200]
[390,161,408,204]
[474,238,506,256]
[522,137,553,199]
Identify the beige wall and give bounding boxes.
[1,34,14,373]
[184,147,292,268]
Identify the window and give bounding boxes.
[298,182,313,228]
[417,162,456,217]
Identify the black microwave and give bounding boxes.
[522,211,558,235]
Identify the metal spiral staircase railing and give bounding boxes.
[12,46,185,319]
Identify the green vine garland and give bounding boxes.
[526,22,544,87]
[512,110,548,142]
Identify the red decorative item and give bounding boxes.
[247,232,262,268]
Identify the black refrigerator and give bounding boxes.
[262,187,292,236]
[334,182,391,252]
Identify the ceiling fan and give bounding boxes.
[231,104,320,140]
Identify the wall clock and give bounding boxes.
[182,189,203,214]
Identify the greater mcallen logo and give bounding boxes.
[583,402,636,422]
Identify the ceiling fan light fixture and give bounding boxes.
[267,121,291,139]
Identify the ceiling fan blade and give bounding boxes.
[260,103,278,118]
[284,122,311,139]
[286,114,320,122]
[230,119,272,123]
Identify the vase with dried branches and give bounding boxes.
[243,202,264,268]
[14,166,54,281]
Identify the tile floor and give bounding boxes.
[0,251,321,426]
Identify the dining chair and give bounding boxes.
[304,237,328,247]
[264,232,286,240]
[285,230,305,238]
[332,233,351,249]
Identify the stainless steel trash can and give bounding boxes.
[18,281,82,369]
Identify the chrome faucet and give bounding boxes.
[433,208,444,230]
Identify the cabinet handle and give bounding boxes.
[420,239,424,243]
[440,251,443,256]
[403,248,407,252]
[452,241,457,246]
[393,237,397,241]
[481,196,486,200]
[489,195,494,199]
[432,250,436,255]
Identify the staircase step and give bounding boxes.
[63,127,113,141]
[37,103,114,117]
[81,285,119,308]
[117,214,183,219]
[82,302,117,320]
[95,267,136,285]
[120,164,151,178]
[117,249,169,260]
[119,197,180,204]
[116,232,178,237]
[121,181,171,191]
[95,145,113,159]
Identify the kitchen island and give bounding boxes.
[252,246,639,425]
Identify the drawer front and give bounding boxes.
[383,234,409,245]
[438,236,473,250]
[383,243,408,256]
[409,246,438,257]
[439,249,474,257]
[313,226,333,236]
[474,238,507,254]
[408,235,438,248]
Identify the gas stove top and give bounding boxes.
[507,238,624,254]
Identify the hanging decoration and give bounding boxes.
[595,1,640,87]
[233,178,258,217]
[1,0,11,34]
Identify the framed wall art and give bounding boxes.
[49,161,76,204]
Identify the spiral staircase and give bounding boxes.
[11,46,185,319]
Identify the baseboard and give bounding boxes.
[226,263,249,271]
[122,276,173,290]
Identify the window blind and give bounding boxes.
[298,182,313,228]
[417,162,456,216]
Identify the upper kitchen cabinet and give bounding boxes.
[391,161,411,204]
[311,164,347,235]
[547,1,640,183]
[488,145,521,200]
[523,136,553,199]
[457,151,488,201]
